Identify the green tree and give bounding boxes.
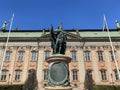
[23,70,38,90]
[84,71,94,90]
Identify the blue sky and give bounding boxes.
[0,0,120,30]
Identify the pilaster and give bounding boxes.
[22,46,30,83]
[91,46,100,83]
[104,46,113,83]
[116,46,120,61]
[37,46,44,83]
[77,47,85,83]
[0,46,4,66]
[9,46,17,83]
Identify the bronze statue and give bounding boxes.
[116,20,120,29]
[50,25,67,54]
[1,21,7,31]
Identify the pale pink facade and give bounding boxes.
[0,30,120,90]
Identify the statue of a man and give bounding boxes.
[116,20,120,29]
[1,21,7,31]
[50,26,67,54]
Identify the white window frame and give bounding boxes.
[31,51,37,61]
[18,51,24,61]
[72,70,78,81]
[5,51,10,61]
[71,51,76,61]
[98,51,103,61]
[100,69,107,80]
[1,70,7,81]
[85,51,90,61]
[15,70,21,81]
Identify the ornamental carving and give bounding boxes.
[16,63,22,67]
[100,63,105,67]
[30,64,35,67]
[3,63,9,67]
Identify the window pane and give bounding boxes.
[72,70,78,81]
[85,51,90,61]
[86,70,92,81]
[98,51,103,61]
[18,52,23,61]
[45,51,50,60]
[15,70,21,81]
[72,51,76,61]
[1,70,7,81]
[114,70,119,80]
[31,51,36,61]
[5,51,10,61]
[101,70,107,80]
[110,51,115,61]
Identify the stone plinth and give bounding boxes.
[45,54,72,90]
[45,86,72,90]
[46,54,71,63]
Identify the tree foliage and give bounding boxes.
[23,70,38,90]
[84,71,94,90]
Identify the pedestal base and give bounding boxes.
[45,86,72,90]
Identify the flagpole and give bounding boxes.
[0,14,14,79]
[104,15,120,81]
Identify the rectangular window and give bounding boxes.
[71,51,76,61]
[85,51,90,61]
[86,70,92,80]
[100,70,107,80]
[1,70,7,81]
[15,70,21,81]
[44,69,48,80]
[5,51,10,61]
[114,70,119,80]
[98,51,103,61]
[110,51,115,61]
[45,51,50,60]
[31,51,37,61]
[72,70,78,81]
[18,51,24,61]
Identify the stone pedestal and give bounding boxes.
[45,54,72,90]
[45,86,72,90]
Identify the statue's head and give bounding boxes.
[4,21,7,24]
[115,20,118,23]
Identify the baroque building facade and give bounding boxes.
[0,29,120,90]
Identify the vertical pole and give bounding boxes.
[104,15,120,81]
